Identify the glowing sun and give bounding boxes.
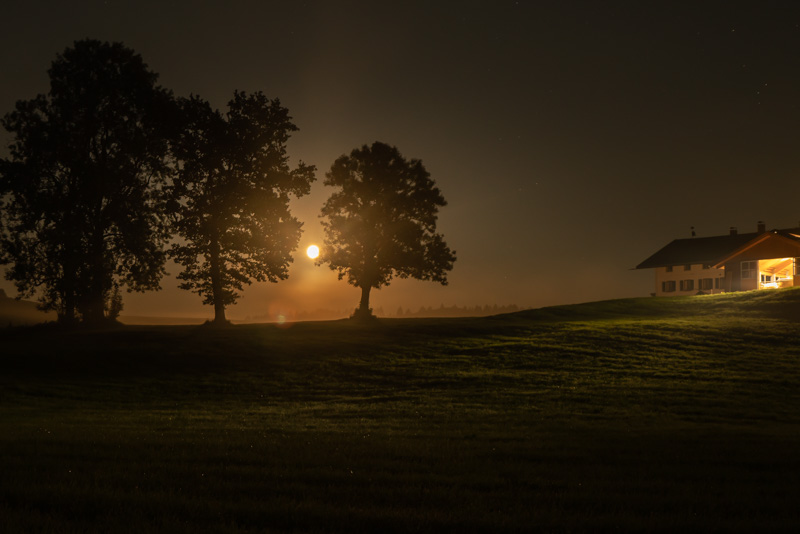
[306,245,320,259]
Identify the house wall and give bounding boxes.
[653,264,725,296]
[721,261,760,291]
[795,257,800,286]
[740,261,758,291]
[723,261,739,291]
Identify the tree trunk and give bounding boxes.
[61,292,76,325]
[356,285,372,317]
[213,296,227,323]
[60,196,80,325]
[61,254,77,325]
[209,237,227,324]
[84,228,108,325]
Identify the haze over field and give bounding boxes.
[2,2,800,321]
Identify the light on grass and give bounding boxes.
[274,312,294,329]
[306,245,320,259]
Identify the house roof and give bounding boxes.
[635,228,800,269]
[711,229,800,267]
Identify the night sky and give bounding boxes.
[2,1,800,320]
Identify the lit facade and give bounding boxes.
[637,225,800,297]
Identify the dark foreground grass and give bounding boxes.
[3,289,800,532]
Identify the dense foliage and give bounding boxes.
[319,142,456,318]
[0,41,317,326]
[169,93,315,323]
[0,40,172,324]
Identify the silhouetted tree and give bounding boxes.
[0,40,173,324]
[318,142,456,319]
[169,93,315,324]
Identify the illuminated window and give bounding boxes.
[680,279,694,291]
[700,278,713,290]
[741,261,757,279]
[662,281,676,292]
[761,274,773,283]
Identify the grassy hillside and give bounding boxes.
[2,289,800,532]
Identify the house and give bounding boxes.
[636,222,800,296]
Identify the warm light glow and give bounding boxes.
[306,245,319,259]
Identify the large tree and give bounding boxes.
[169,92,315,324]
[318,141,456,318]
[0,40,173,324]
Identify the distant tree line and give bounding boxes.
[240,304,524,323]
[0,40,455,326]
[395,304,523,318]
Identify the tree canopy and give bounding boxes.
[169,92,315,324]
[0,40,173,324]
[318,141,456,318]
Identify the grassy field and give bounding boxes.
[2,289,800,532]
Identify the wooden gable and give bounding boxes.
[713,232,800,267]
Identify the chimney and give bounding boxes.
[757,221,766,233]
[730,226,737,236]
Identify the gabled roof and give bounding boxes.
[777,228,800,241]
[711,229,800,268]
[635,228,800,269]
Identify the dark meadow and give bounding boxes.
[3,291,800,531]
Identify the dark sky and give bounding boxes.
[2,1,800,319]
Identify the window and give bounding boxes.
[741,261,757,279]
[714,277,721,289]
[665,266,673,273]
[680,279,695,291]
[761,274,773,283]
[684,264,691,271]
[662,281,676,292]
[700,278,713,290]
[703,264,710,270]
